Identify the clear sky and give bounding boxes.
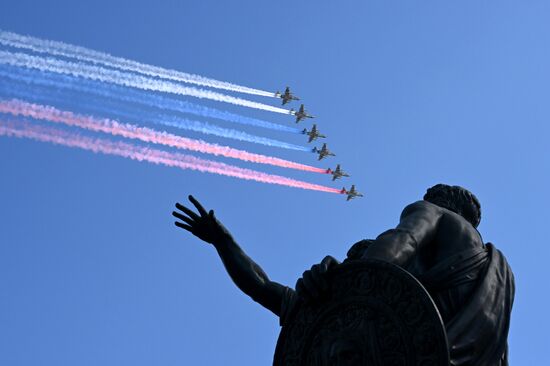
[1,1,548,365]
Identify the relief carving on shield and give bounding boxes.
[274,259,449,366]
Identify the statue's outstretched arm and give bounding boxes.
[363,200,442,266]
[172,195,286,316]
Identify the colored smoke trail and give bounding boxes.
[0,120,342,194]
[0,82,309,151]
[0,30,276,98]
[0,99,325,173]
[130,111,309,151]
[0,65,300,133]
[0,50,292,114]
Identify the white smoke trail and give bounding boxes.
[0,50,292,114]
[0,30,276,97]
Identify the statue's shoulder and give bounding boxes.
[274,259,449,366]
[401,200,441,219]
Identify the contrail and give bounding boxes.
[0,65,301,133]
[0,99,325,173]
[0,81,309,151]
[0,120,342,194]
[0,30,276,98]
[0,50,292,114]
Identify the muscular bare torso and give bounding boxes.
[363,200,484,273]
[419,204,484,272]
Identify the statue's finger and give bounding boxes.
[175,221,194,232]
[321,255,339,272]
[320,257,330,273]
[172,211,195,226]
[188,195,208,217]
[175,202,199,220]
[302,271,320,299]
[172,209,196,223]
[310,264,328,292]
[295,278,311,302]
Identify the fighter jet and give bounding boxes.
[326,164,350,181]
[291,104,314,123]
[302,124,326,143]
[312,143,335,160]
[341,185,364,201]
[275,87,299,105]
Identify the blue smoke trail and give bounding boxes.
[0,76,311,152]
[0,64,300,133]
[0,50,292,113]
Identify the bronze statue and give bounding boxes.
[172,184,514,366]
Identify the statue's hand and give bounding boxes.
[172,195,233,245]
[295,255,340,303]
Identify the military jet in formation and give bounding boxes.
[302,124,326,143]
[275,87,300,105]
[341,185,364,201]
[326,164,350,181]
[313,143,335,161]
[277,86,362,200]
[291,104,315,123]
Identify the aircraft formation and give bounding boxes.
[0,30,360,200]
[276,86,363,201]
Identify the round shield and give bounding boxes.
[273,259,449,366]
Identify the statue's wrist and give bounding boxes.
[213,235,235,250]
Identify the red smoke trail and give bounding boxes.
[0,119,342,194]
[0,99,327,174]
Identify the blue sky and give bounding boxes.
[1,1,549,364]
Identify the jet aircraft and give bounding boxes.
[275,87,299,105]
[326,164,350,181]
[312,143,335,160]
[302,124,326,143]
[341,185,364,201]
[291,104,314,123]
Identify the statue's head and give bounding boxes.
[424,184,481,228]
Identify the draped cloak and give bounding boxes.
[419,243,515,366]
